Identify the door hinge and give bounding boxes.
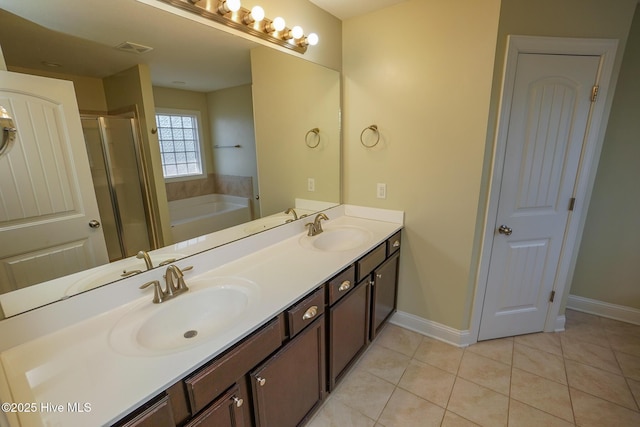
[591,85,599,102]
[549,290,556,303]
[569,197,576,211]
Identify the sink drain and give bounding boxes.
[184,330,198,339]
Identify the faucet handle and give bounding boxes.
[139,280,163,304]
[158,258,177,266]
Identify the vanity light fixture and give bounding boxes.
[159,0,317,54]
[243,5,265,25]
[286,25,304,40]
[300,33,319,47]
[217,0,241,14]
[265,16,286,33]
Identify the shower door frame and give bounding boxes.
[81,107,158,260]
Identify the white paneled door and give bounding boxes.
[0,71,108,294]
[478,53,600,340]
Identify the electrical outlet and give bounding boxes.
[308,178,315,192]
[377,183,387,199]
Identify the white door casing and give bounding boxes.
[471,36,618,342]
[0,70,109,293]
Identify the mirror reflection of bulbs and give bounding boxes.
[291,26,304,39]
[307,33,319,46]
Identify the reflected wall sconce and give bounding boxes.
[168,0,318,54]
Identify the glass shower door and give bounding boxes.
[81,116,152,261]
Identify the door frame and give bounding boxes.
[469,36,618,343]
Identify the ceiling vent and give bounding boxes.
[115,41,154,54]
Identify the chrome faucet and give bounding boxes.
[139,264,192,304]
[305,213,329,236]
[284,207,298,222]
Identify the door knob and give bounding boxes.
[498,225,512,236]
[256,376,266,386]
[88,219,101,229]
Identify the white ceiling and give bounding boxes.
[309,0,406,20]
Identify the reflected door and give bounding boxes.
[0,71,109,293]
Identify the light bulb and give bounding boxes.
[307,33,319,46]
[291,25,304,39]
[272,16,286,32]
[226,0,241,12]
[251,6,265,22]
[218,0,241,14]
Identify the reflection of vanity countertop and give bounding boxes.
[0,205,403,427]
[0,199,335,318]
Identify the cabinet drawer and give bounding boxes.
[356,243,386,282]
[185,384,245,427]
[386,231,401,256]
[287,287,325,338]
[185,317,282,414]
[328,265,356,306]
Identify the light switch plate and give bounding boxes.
[377,183,386,199]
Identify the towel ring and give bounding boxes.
[360,124,380,148]
[305,127,320,148]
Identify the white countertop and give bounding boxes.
[0,206,402,427]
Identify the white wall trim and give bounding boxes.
[555,315,566,332]
[567,295,640,325]
[469,35,619,342]
[390,311,473,348]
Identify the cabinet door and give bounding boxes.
[329,279,369,390]
[185,384,246,427]
[370,253,399,340]
[251,316,325,427]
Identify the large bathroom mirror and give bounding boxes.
[0,0,340,318]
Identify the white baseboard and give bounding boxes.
[566,294,640,325]
[554,315,566,332]
[390,311,473,348]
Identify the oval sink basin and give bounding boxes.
[109,277,259,356]
[299,225,374,252]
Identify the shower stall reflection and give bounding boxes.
[81,115,155,262]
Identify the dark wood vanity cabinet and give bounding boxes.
[355,231,401,342]
[250,316,325,427]
[370,252,400,340]
[184,384,247,427]
[112,229,401,427]
[327,268,369,390]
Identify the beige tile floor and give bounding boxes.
[307,309,640,427]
